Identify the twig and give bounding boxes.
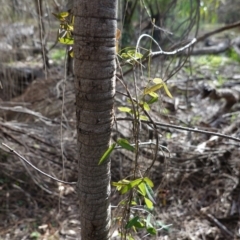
[116,117,240,143]
[123,20,240,76]
[206,213,234,238]
[1,143,76,185]
[136,34,197,57]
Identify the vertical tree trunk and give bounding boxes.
[73,0,117,239]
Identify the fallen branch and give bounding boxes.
[116,118,240,143]
[1,142,76,185]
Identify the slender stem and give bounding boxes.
[2,143,76,185]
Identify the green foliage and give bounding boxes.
[30,231,41,239]
[117,77,172,124]
[227,48,240,63]
[144,78,172,98]
[50,48,66,61]
[112,177,155,208]
[98,143,116,165]
[120,48,144,65]
[195,55,230,68]
[117,138,135,152]
[103,63,173,237]
[54,11,121,56]
[112,177,159,236]
[53,11,74,44]
[200,0,220,23]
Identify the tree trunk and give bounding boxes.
[73,0,117,239]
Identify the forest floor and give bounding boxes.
[0,24,240,240]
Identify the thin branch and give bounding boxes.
[116,117,240,143]
[1,143,76,185]
[205,213,234,238]
[123,20,240,76]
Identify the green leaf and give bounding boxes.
[152,78,163,84]
[59,11,69,18]
[112,179,130,191]
[125,216,144,229]
[142,102,150,111]
[147,227,157,235]
[52,11,69,21]
[30,231,41,239]
[58,36,74,45]
[118,106,132,113]
[145,214,152,228]
[143,177,154,187]
[121,50,143,61]
[138,182,146,196]
[156,221,170,231]
[125,233,134,240]
[130,178,143,188]
[153,78,172,98]
[145,182,156,204]
[163,83,173,98]
[67,24,73,31]
[139,115,149,121]
[131,200,137,206]
[117,138,135,152]
[125,216,139,229]
[144,83,164,95]
[120,178,142,194]
[120,184,132,194]
[126,235,135,240]
[144,197,154,209]
[98,143,116,165]
[147,92,159,104]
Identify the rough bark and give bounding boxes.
[73,0,117,239]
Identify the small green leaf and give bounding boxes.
[30,231,41,239]
[112,179,130,191]
[117,138,135,152]
[120,178,142,194]
[125,216,144,229]
[145,182,156,204]
[131,200,137,206]
[144,83,164,95]
[147,92,159,104]
[147,227,157,235]
[156,221,171,231]
[125,216,139,229]
[144,197,154,209]
[58,36,74,45]
[126,235,135,240]
[143,177,154,187]
[52,11,69,21]
[139,115,149,121]
[153,78,173,98]
[59,11,69,18]
[125,233,134,240]
[152,78,163,84]
[130,178,143,188]
[145,214,152,228]
[121,50,143,60]
[67,24,73,31]
[163,83,173,98]
[120,184,132,194]
[118,106,132,113]
[98,143,116,165]
[138,182,146,196]
[142,102,150,111]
